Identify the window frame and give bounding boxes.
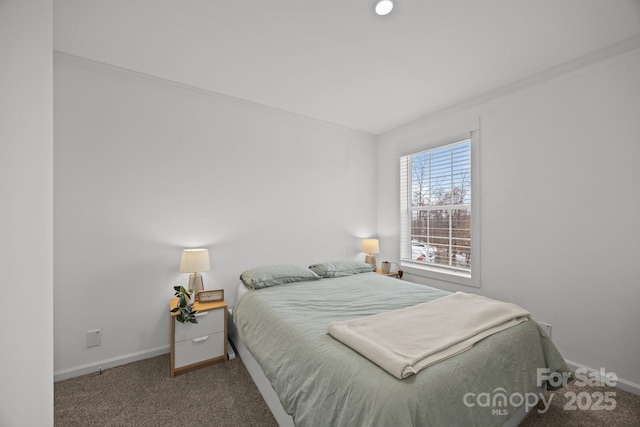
[399,130,480,288]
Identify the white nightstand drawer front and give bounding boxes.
[174,331,225,368]
[174,308,224,342]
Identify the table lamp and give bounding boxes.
[179,248,211,296]
[361,239,380,270]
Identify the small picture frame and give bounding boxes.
[197,289,224,303]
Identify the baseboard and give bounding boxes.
[565,359,640,396]
[54,345,170,382]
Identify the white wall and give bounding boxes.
[53,55,377,377]
[378,47,640,387]
[0,1,54,425]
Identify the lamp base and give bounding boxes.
[364,254,377,271]
[188,273,204,301]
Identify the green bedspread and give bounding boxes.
[233,273,569,427]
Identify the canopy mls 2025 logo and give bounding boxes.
[463,367,618,416]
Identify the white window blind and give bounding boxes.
[400,139,472,276]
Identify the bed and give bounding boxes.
[230,263,570,427]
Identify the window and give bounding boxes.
[400,136,479,287]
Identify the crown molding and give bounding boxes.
[53,50,375,138]
[383,34,640,136]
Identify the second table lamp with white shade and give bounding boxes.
[179,248,211,297]
[361,239,380,271]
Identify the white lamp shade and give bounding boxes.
[361,239,380,254]
[179,248,211,273]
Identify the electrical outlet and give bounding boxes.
[86,329,101,348]
[538,322,552,339]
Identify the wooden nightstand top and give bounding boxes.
[169,298,227,315]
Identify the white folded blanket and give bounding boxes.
[328,292,530,379]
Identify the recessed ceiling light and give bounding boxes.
[375,0,394,16]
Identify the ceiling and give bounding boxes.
[53,0,640,135]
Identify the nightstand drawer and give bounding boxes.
[174,331,225,368]
[174,308,224,342]
[170,298,227,376]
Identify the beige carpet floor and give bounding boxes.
[55,354,277,427]
[55,354,639,426]
[518,371,640,427]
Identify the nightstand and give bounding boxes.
[170,299,227,377]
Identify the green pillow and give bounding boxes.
[309,261,374,278]
[240,264,321,290]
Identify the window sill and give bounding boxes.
[400,261,479,288]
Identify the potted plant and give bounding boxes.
[171,285,198,324]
